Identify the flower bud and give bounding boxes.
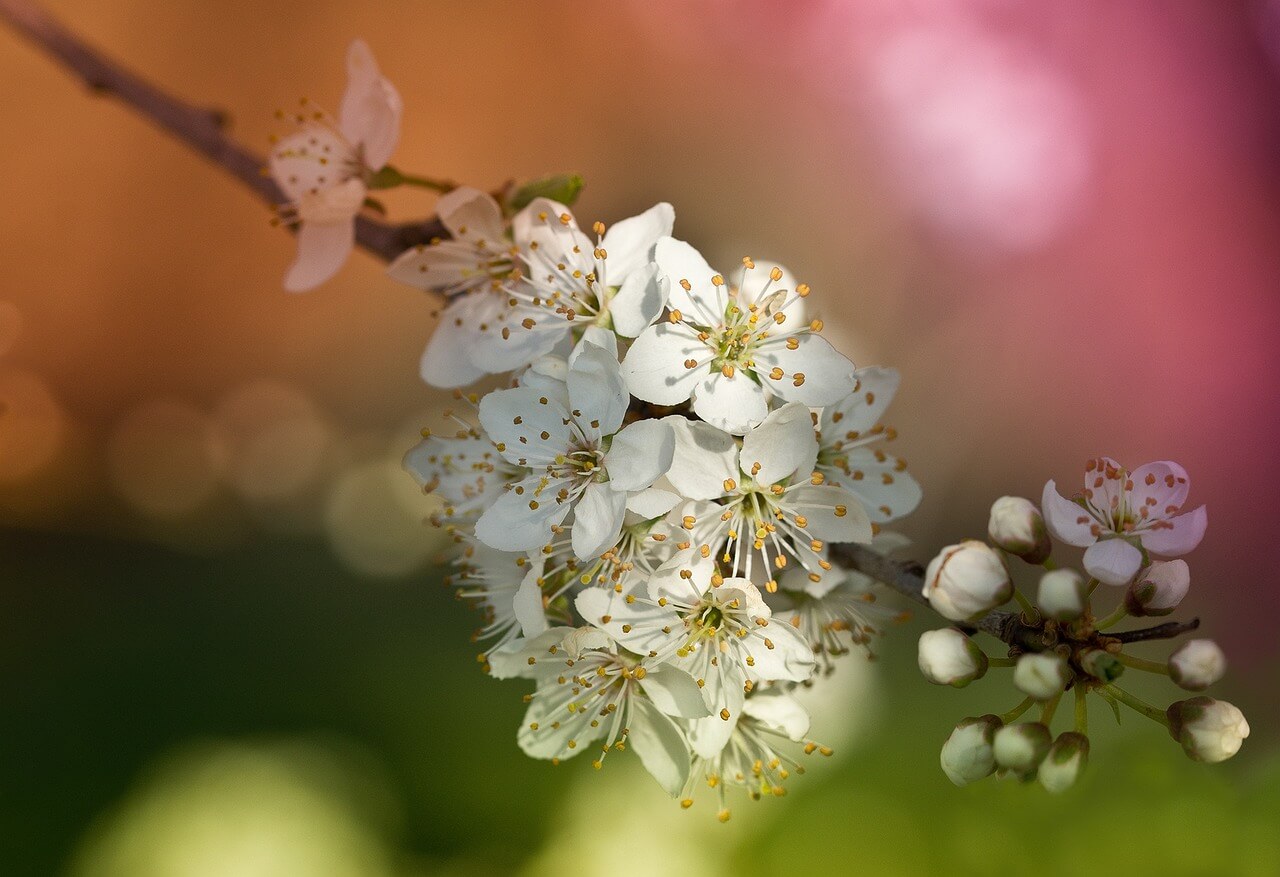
[1167,697,1250,763]
[922,540,1013,622]
[1038,732,1089,794]
[1168,639,1226,691]
[918,628,988,687]
[993,722,1052,773]
[939,714,1002,786]
[988,496,1051,563]
[1013,653,1070,701]
[1125,560,1190,617]
[1079,648,1124,683]
[1036,569,1086,622]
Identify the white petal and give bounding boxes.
[338,39,401,169]
[611,262,669,338]
[599,202,675,282]
[1041,480,1098,547]
[283,219,355,292]
[513,197,578,248]
[640,665,711,719]
[568,325,619,364]
[386,240,498,295]
[741,689,810,741]
[691,372,769,434]
[654,237,728,322]
[1129,460,1192,519]
[575,586,680,657]
[571,482,627,560]
[625,487,682,520]
[478,387,571,467]
[820,366,901,436]
[661,416,739,500]
[788,484,873,543]
[513,568,549,637]
[567,343,628,437]
[1083,538,1144,586]
[742,621,816,682]
[626,697,690,796]
[1139,506,1207,556]
[755,333,857,407]
[474,476,573,552]
[416,294,500,388]
[435,186,505,244]
[606,419,675,492]
[737,259,804,326]
[826,448,923,523]
[740,401,818,486]
[621,322,706,406]
[486,627,569,679]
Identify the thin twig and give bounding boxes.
[0,0,444,261]
[1106,618,1200,644]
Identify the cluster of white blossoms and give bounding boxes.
[267,41,1248,811]
[919,459,1248,792]
[394,194,921,816]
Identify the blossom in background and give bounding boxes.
[403,420,522,527]
[388,187,518,387]
[1041,458,1207,586]
[622,240,857,433]
[269,39,402,291]
[814,366,921,525]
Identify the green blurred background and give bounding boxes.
[2,1,1278,874]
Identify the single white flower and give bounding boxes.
[939,714,1002,787]
[387,187,519,387]
[922,540,1012,621]
[1168,639,1227,692]
[1041,458,1207,587]
[1167,697,1249,763]
[491,627,709,795]
[269,39,402,291]
[918,628,988,687]
[1125,559,1190,617]
[575,551,815,759]
[1036,568,1086,622]
[815,366,922,524]
[663,404,872,593]
[1013,653,1070,701]
[680,688,827,820]
[484,199,675,373]
[474,344,674,558]
[1038,732,1089,794]
[622,240,856,433]
[987,495,1051,563]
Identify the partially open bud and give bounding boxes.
[1036,569,1086,622]
[1080,648,1124,683]
[1038,732,1089,794]
[918,628,988,687]
[922,541,1013,622]
[988,496,1051,563]
[940,714,1002,786]
[993,722,1052,773]
[1125,560,1190,617]
[1013,653,1070,701]
[1168,639,1226,691]
[1167,697,1250,763]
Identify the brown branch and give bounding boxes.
[0,0,444,261]
[1107,618,1200,644]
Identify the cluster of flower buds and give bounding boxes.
[922,459,1248,792]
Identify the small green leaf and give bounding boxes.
[366,166,405,190]
[509,173,585,211]
[1097,688,1123,725]
[362,196,387,216]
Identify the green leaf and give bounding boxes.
[509,173,585,212]
[1097,688,1124,725]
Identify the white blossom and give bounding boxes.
[1126,559,1190,617]
[922,540,1012,621]
[474,344,674,559]
[939,715,1001,787]
[918,628,988,687]
[987,495,1050,563]
[403,420,522,527]
[622,241,856,433]
[269,40,401,291]
[1042,458,1207,587]
[1168,697,1249,763]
